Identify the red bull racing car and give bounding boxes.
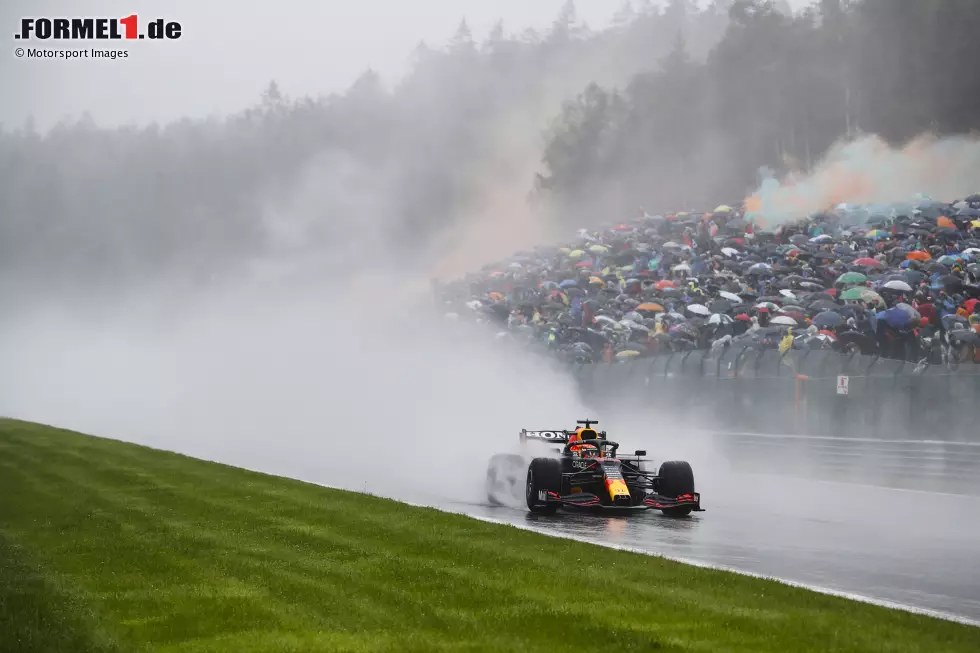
[486,419,702,516]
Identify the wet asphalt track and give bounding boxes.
[437,472,980,624]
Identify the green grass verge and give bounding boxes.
[0,418,977,653]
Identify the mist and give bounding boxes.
[0,278,593,503]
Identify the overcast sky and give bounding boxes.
[3,0,811,131]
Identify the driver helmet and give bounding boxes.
[568,427,600,457]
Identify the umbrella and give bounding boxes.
[877,306,913,329]
[636,302,665,313]
[836,271,868,285]
[883,280,913,292]
[949,330,979,344]
[686,303,711,316]
[615,350,641,359]
[655,280,677,290]
[709,298,733,314]
[568,249,586,258]
[799,281,825,291]
[852,257,882,267]
[812,311,844,329]
[839,287,867,301]
[903,270,927,284]
[721,247,740,257]
[893,303,921,321]
[708,313,734,325]
[588,245,609,254]
[906,251,931,261]
[719,290,742,302]
[771,315,798,326]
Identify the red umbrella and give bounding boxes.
[655,280,677,290]
[818,329,839,341]
[574,261,593,268]
[735,313,751,321]
[612,224,632,231]
[852,257,882,267]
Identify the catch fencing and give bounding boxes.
[568,348,980,492]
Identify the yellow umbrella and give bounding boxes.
[615,350,641,359]
[714,204,733,213]
[588,276,605,288]
[589,245,609,254]
[558,247,571,255]
[568,249,586,258]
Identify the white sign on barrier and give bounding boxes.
[837,375,849,395]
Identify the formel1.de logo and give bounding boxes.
[15,16,182,41]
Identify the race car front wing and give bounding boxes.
[642,492,703,511]
[537,490,703,512]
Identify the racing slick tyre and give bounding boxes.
[526,457,561,514]
[657,460,695,517]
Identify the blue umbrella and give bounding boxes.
[559,279,577,289]
[876,306,913,329]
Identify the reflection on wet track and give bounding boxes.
[439,471,980,624]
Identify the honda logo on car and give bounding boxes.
[524,430,564,440]
[15,16,182,40]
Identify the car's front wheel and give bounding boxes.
[526,457,561,514]
[657,460,695,517]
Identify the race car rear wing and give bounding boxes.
[520,429,570,444]
[520,428,608,444]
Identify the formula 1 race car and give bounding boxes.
[485,419,702,516]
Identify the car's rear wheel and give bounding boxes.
[526,457,561,514]
[657,460,695,517]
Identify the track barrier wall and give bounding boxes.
[567,348,980,492]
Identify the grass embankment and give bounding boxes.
[1,419,977,653]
